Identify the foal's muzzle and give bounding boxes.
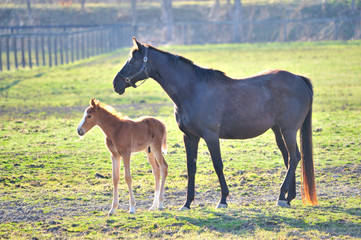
[77,128,85,136]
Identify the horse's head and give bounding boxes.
[77,98,100,136]
[113,37,150,95]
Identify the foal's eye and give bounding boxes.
[87,115,92,118]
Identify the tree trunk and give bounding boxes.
[131,0,137,26]
[233,0,242,42]
[27,0,32,23]
[81,0,86,13]
[161,0,173,42]
[209,0,220,18]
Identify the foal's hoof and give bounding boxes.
[148,205,157,211]
[216,203,228,209]
[108,209,115,216]
[178,206,190,211]
[158,202,165,210]
[277,200,290,208]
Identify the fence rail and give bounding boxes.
[1,17,360,71]
[0,25,133,71]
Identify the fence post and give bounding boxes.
[65,34,69,64]
[86,32,90,58]
[21,37,26,68]
[91,31,95,56]
[14,37,18,69]
[60,35,64,65]
[81,34,85,59]
[6,37,10,70]
[41,36,46,66]
[334,20,338,40]
[0,39,2,71]
[76,34,80,60]
[28,37,32,68]
[48,36,52,67]
[54,36,58,66]
[35,37,39,66]
[71,34,74,63]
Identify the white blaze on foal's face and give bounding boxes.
[77,107,96,136]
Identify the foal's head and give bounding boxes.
[77,98,100,136]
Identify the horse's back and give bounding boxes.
[217,69,313,139]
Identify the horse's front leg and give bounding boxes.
[204,136,229,208]
[109,155,121,215]
[122,152,136,214]
[179,134,200,210]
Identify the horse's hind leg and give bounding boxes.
[109,155,121,215]
[122,152,136,214]
[278,130,301,207]
[272,126,296,206]
[147,151,161,211]
[153,147,168,210]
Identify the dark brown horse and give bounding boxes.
[113,38,318,209]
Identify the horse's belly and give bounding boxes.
[219,120,273,139]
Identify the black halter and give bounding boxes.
[118,47,149,88]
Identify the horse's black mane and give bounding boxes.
[148,45,229,82]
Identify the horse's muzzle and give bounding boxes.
[113,76,126,95]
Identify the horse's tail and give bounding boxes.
[300,79,318,205]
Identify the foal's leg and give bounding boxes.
[122,152,136,214]
[153,148,168,210]
[204,135,229,209]
[180,134,200,210]
[278,130,300,207]
[109,155,121,215]
[147,151,161,211]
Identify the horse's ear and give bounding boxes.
[132,37,141,51]
[90,98,99,108]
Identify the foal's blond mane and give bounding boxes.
[97,102,125,119]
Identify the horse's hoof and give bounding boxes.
[178,206,190,211]
[129,210,135,214]
[108,209,115,216]
[216,203,228,209]
[277,200,290,208]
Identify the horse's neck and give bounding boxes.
[149,50,195,108]
[96,109,122,138]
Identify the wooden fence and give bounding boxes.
[0,25,133,71]
[0,17,360,71]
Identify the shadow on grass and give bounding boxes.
[172,206,361,238]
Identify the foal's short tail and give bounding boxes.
[300,104,318,206]
[162,129,168,155]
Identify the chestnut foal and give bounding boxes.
[77,99,168,214]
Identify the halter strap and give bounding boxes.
[118,46,149,88]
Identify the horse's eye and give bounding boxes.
[87,115,92,118]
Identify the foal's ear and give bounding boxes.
[132,37,141,51]
[90,98,99,108]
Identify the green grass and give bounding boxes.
[1,40,361,239]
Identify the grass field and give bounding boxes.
[1,40,361,239]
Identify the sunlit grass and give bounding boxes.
[0,40,360,239]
